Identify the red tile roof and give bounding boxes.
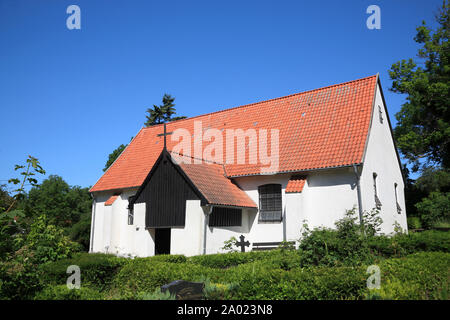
[286,175,307,193]
[104,195,119,206]
[90,75,377,193]
[176,154,257,208]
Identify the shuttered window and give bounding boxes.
[258,184,282,222]
[373,173,382,210]
[209,207,242,227]
[128,196,135,225]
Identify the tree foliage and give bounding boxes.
[144,94,186,127]
[23,175,92,229]
[389,1,449,171]
[103,144,127,172]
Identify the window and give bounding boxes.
[209,207,242,227]
[258,184,282,222]
[394,183,402,214]
[378,105,384,124]
[373,173,382,210]
[127,196,135,225]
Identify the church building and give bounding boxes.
[89,74,407,257]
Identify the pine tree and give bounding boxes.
[144,94,186,127]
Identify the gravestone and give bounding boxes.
[161,280,204,300]
[235,234,250,252]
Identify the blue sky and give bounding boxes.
[0,0,443,190]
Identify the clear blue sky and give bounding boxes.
[0,0,443,190]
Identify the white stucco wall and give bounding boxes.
[90,188,155,257]
[359,83,408,234]
[171,200,204,256]
[91,168,363,257]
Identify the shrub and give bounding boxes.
[415,191,450,229]
[188,251,271,269]
[218,261,286,299]
[0,257,42,300]
[282,266,367,300]
[111,259,214,299]
[15,215,81,265]
[145,254,187,264]
[368,230,450,258]
[298,210,374,267]
[215,260,367,300]
[39,252,127,292]
[407,217,422,230]
[136,289,175,300]
[367,252,449,300]
[34,285,103,300]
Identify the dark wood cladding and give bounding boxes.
[209,207,242,227]
[134,151,201,228]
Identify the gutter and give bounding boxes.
[203,205,213,255]
[89,195,96,253]
[352,164,364,226]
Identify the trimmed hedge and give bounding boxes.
[210,260,367,300]
[4,230,446,300]
[38,252,127,292]
[369,251,450,300]
[111,259,215,299]
[34,285,103,300]
[368,230,450,258]
[187,250,300,269]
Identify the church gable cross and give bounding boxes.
[157,123,173,150]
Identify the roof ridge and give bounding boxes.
[142,74,377,128]
[169,150,224,166]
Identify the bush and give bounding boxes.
[368,230,450,258]
[145,254,187,264]
[415,191,450,229]
[69,212,91,251]
[407,217,422,229]
[0,257,42,300]
[368,252,449,300]
[111,259,214,299]
[39,252,127,292]
[298,210,374,267]
[214,260,367,300]
[34,285,103,300]
[15,215,81,265]
[282,266,367,300]
[188,251,271,269]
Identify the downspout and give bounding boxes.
[89,195,96,253]
[352,164,364,226]
[203,205,213,255]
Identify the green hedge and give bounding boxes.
[368,230,450,258]
[34,285,103,300]
[210,260,367,300]
[38,252,127,292]
[111,259,215,299]
[142,254,187,264]
[368,252,449,300]
[188,250,300,269]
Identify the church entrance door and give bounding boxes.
[155,228,171,255]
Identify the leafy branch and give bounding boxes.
[4,155,46,214]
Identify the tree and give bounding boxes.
[103,144,127,172]
[388,1,449,171]
[0,156,46,259]
[144,94,186,127]
[24,175,92,229]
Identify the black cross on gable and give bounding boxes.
[235,234,250,252]
[157,123,173,150]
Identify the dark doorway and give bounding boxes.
[155,228,171,255]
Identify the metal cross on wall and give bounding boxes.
[235,234,250,252]
[157,123,173,150]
